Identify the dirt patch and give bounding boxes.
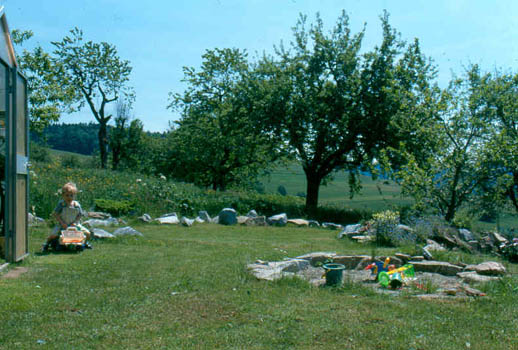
[2,267,29,279]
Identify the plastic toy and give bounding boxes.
[49,226,89,252]
[377,264,415,289]
[365,257,391,279]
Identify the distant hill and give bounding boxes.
[32,122,100,155]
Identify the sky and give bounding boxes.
[4,0,518,132]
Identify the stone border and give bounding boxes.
[0,262,9,273]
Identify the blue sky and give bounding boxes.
[5,0,518,132]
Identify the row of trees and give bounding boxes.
[14,11,518,222]
[165,11,518,220]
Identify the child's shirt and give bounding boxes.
[52,199,84,234]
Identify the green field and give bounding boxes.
[1,223,516,349]
[261,163,413,211]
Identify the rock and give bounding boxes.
[460,286,486,297]
[194,217,205,223]
[296,252,337,266]
[91,228,115,239]
[351,235,374,243]
[410,261,463,276]
[138,214,152,223]
[211,216,219,224]
[218,208,238,226]
[395,253,411,263]
[458,229,475,242]
[248,259,311,281]
[457,271,501,284]
[464,261,506,276]
[333,255,371,269]
[28,213,45,225]
[113,226,143,237]
[267,213,288,227]
[337,224,362,239]
[411,256,424,261]
[83,217,119,227]
[489,232,508,245]
[237,216,249,224]
[87,211,112,219]
[422,248,433,260]
[245,216,267,226]
[156,213,179,225]
[424,239,446,252]
[308,220,320,227]
[287,219,310,227]
[246,210,258,218]
[432,232,458,249]
[198,211,211,222]
[322,222,343,230]
[180,217,194,227]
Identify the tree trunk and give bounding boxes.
[305,172,322,215]
[99,122,108,169]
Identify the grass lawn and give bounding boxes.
[1,222,517,349]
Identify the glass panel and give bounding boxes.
[15,174,26,259]
[16,73,26,155]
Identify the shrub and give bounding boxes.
[94,198,134,216]
[372,210,400,246]
[30,142,51,163]
[277,185,287,196]
[61,154,81,168]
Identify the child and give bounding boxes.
[42,182,91,252]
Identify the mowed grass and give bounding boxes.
[260,163,412,211]
[1,223,517,350]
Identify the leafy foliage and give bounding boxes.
[254,11,438,212]
[167,48,283,190]
[12,29,76,133]
[52,28,133,168]
[94,198,134,216]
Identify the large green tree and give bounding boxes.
[478,70,518,214]
[12,30,76,133]
[52,28,133,168]
[256,11,438,212]
[167,48,283,190]
[393,65,492,222]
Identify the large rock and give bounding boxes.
[91,228,115,239]
[458,229,475,242]
[245,216,267,226]
[113,226,143,237]
[28,213,45,225]
[424,239,446,252]
[218,208,238,225]
[83,217,119,227]
[296,252,337,266]
[489,232,508,245]
[138,213,152,223]
[410,261,463,276]
[87,211,112,219]
[337,224,362,239]
[308,220,320,227]
[237,216,249,224]
[267,213,288,227]
[198,211,211,222]
[287,219,310,227]
[248,259,311,281]
[333,255,371,269]
[156,213,179,224]
[246,210,258,218]
[457,271,501,283]
[322,222,343,230]
[464,262,506,276]
[180,217,194,227]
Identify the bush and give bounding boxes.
[30,142,51,163]
[94,198,134,216]
[61,154,81,168]
[277,185,287,196]
[372,210,400,246]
